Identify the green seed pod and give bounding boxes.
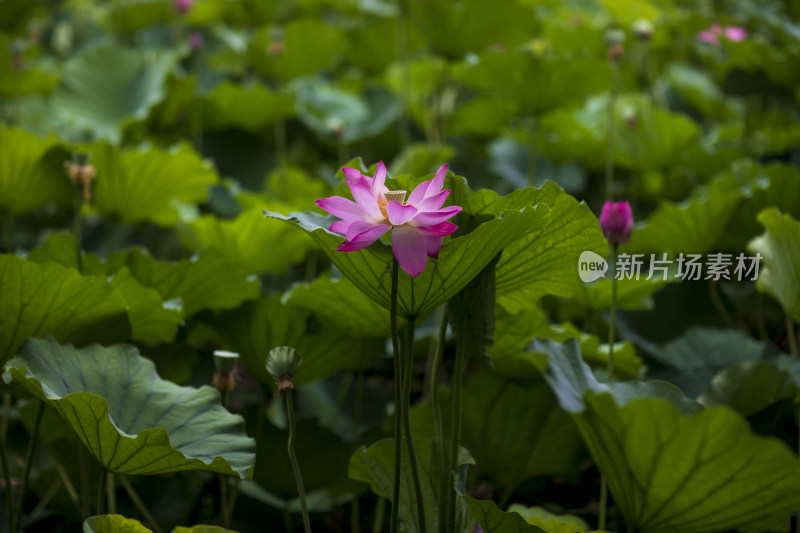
[266,346,303,381]
[605,28,626,46]
[214,350,240,375]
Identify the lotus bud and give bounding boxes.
[8,39,25,71]
[326,116,345,139]
[622,106,637,128]
[212,350,239,394]
[632,19,653,41]
[599,201,634,245]
[173,0,194,15]
[188,31,204,52]
[64,152,97,203]
[267,346,303,394]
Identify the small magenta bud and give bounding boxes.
[188,31,204,51]
[173,0,194,15]
[599,201,634,245]
[267,346,303,394]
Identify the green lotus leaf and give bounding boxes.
[664,62,741,121]
[0,125,73,214]
[264,206,549,318]
[0,255,131,366]
[0,35,59,97]
[409,369,585,487]
[285,274,391,337]
[507,505,590,533]
[698,358,800,416]
[624,180,742,255]
[83,514,239,533]
[195,295,372,385]
[7,336,255,479]
[344,16,423,72]
[451,51,612,115]
[349,437,475,533]
[535,97,607,170]
[538,338,800,533]
[447,96,519,138]
[249,19,344,81]
[748,208,800,322]
[201,81,295,132]
[389,144,457,178]
[179,203,316,275]
[52,43,177,142]
[641,327,776,398]
[569,276,668,313]
[409,0,536,59]
[86,141,218,227]
[461,497,544,533]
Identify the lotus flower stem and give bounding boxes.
[371,497,386,533]
[431,313,447,532]
[599,243,619,531]
[709,281,734,329]
[402,316,427,533]
[96,471,105,515]
[13,401,44,533]
[0,422,13,533]
[106,472,116,514]
[787,314,797,356]
[119,476,164,533]
[396,0,411,149]
[605,63,621,201]
[445,319,467,533]
[285,389,312,533]
[389,258,403,533]
[351,365,364,533]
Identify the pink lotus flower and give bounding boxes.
[315,162,462,277]
[698,24,748,45]
[174,0,194,14]
[599,201,633,245]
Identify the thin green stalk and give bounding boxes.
[13,401,44,533]
[286,391,311,533]
[372,498,386,533]
[756,293,768,341]
[53,457,80,513]
[605,62,621,201]
[395,0,411,149]
[78,444,90,518]
[528,117,538,187]
[97,471,106,515]
[119,476,164,533]
[788,314,798,356]
[431,313,447,533]
[445,319,467,533]
[74,191,84,272]
[351,365,365,533]
[600,244,618,531]
[389,258,402,533]
[402,317,427,533]
[106,472,116,515]
[219,391,231,528]
[27,478,62,522]
[1,392,10,443]
[709,281,734,329]
[0,423,13,533]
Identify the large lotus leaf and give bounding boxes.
[196,295,371,385]
[601,0,661,24]
[84,513,238,533]
[452,51,612,115]
[748,208,800,322]
[7,336,255,479]
[345,15,424,72]
[102,248,259,317]
[698,358,800,416]
[285,275,392,337]
[569,276,668,313]
[535,97,607,170]
[464,498,544,533]
[490,302,641,380]
[623,182,742,255]
[664,62,741,121]
[86,141,218,227]
[51,43,176,142]
[409,369,585,487]
[294,82,400,144]
[458,182,607,307]
[389,144,457,178]
[178,203,316,275]
[637,327,774,399]
[447,96,519,138]
[0,255,131,366]
[28,232,184,346]
[507,505,591,533]
[261,167,329,209]
[349,437,475,533]
[538,338,800,533]
[201,81,294,132]
[248,19,344,81]
[408,0,536,59]
[264,206,549,318]
[613,95,701,171]
[0,125,73,214]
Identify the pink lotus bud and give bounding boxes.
[174,0,194,15]
[188,31,203,51]
[599,201,633,245]
[724,26,747,41]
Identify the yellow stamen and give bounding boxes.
[379,190,407,219]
